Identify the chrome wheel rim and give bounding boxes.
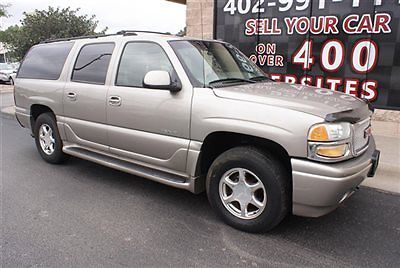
[219,168,267,220]
[39,124,55,155]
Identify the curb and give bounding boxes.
[0,89,14,93]
[1,106,15,115]
[0,85,14,93]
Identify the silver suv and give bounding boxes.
[14,31,380,232]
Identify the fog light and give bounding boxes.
[316,144,348,158]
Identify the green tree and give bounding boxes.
[0,6,107,60]
[177,27,186,36]
[0,3,9,17]
[0,25,23,60]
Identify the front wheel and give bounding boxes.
[34,112,67,164]
[206,146,289,233]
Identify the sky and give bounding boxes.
[0,0,187,34]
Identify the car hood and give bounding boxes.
[212,82,368,119]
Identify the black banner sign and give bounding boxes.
[214,0,400,110]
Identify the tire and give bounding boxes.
[206,146,289,233]
[34,112,67,164]
[9,77,14,85]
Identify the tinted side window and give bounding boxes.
[116,42,174,88]
[72,43,115,85]
[17,42,74,80]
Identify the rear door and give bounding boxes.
[63,42,115,150]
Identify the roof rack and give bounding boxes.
[41,30,175,44]
[41,33,119,44]
[116,30,173,36]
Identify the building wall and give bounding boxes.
[186,0,214,39]
[0,43,8,63]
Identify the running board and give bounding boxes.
[63,146,193,191]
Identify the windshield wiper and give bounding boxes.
[208,77,255,88]
[249,75,273,82]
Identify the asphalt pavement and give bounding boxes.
[1,92,400,267]
[0,89,14,110]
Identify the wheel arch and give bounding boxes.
[194,131,292,193]
[30,104,56,135]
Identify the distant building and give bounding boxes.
[0,43,8,63]
[166,0,213,39]
[0,16,9,63]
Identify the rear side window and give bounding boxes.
[17,42,73,80]
[72,43,115,85]
[116,42,174,88]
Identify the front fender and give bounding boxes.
[191,88,324,157]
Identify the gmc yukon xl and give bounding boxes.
[14,31,380,232]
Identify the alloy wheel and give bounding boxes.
[219,168,267,220]
[38,124,56,155]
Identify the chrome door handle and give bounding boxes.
[67,92,77,101]
[109,96,122,106]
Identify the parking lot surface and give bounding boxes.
[1,110,400,267]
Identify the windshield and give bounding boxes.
[169,40,270,88]
[0,63,13,70]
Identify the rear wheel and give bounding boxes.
[9,77,14,85]
[34,112,67,164]
[206,146,289,233]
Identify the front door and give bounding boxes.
[107,41,192,173]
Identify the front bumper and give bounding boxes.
[292,137,379,217]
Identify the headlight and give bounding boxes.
[308,122,352,162]
[308,122,351,141]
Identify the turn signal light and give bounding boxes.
[309,125,329,141]
[316,144,348,158]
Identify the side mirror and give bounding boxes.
[143,70,181,92]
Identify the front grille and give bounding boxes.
[353,117,371,154]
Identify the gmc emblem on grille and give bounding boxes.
[364,126,372,138]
